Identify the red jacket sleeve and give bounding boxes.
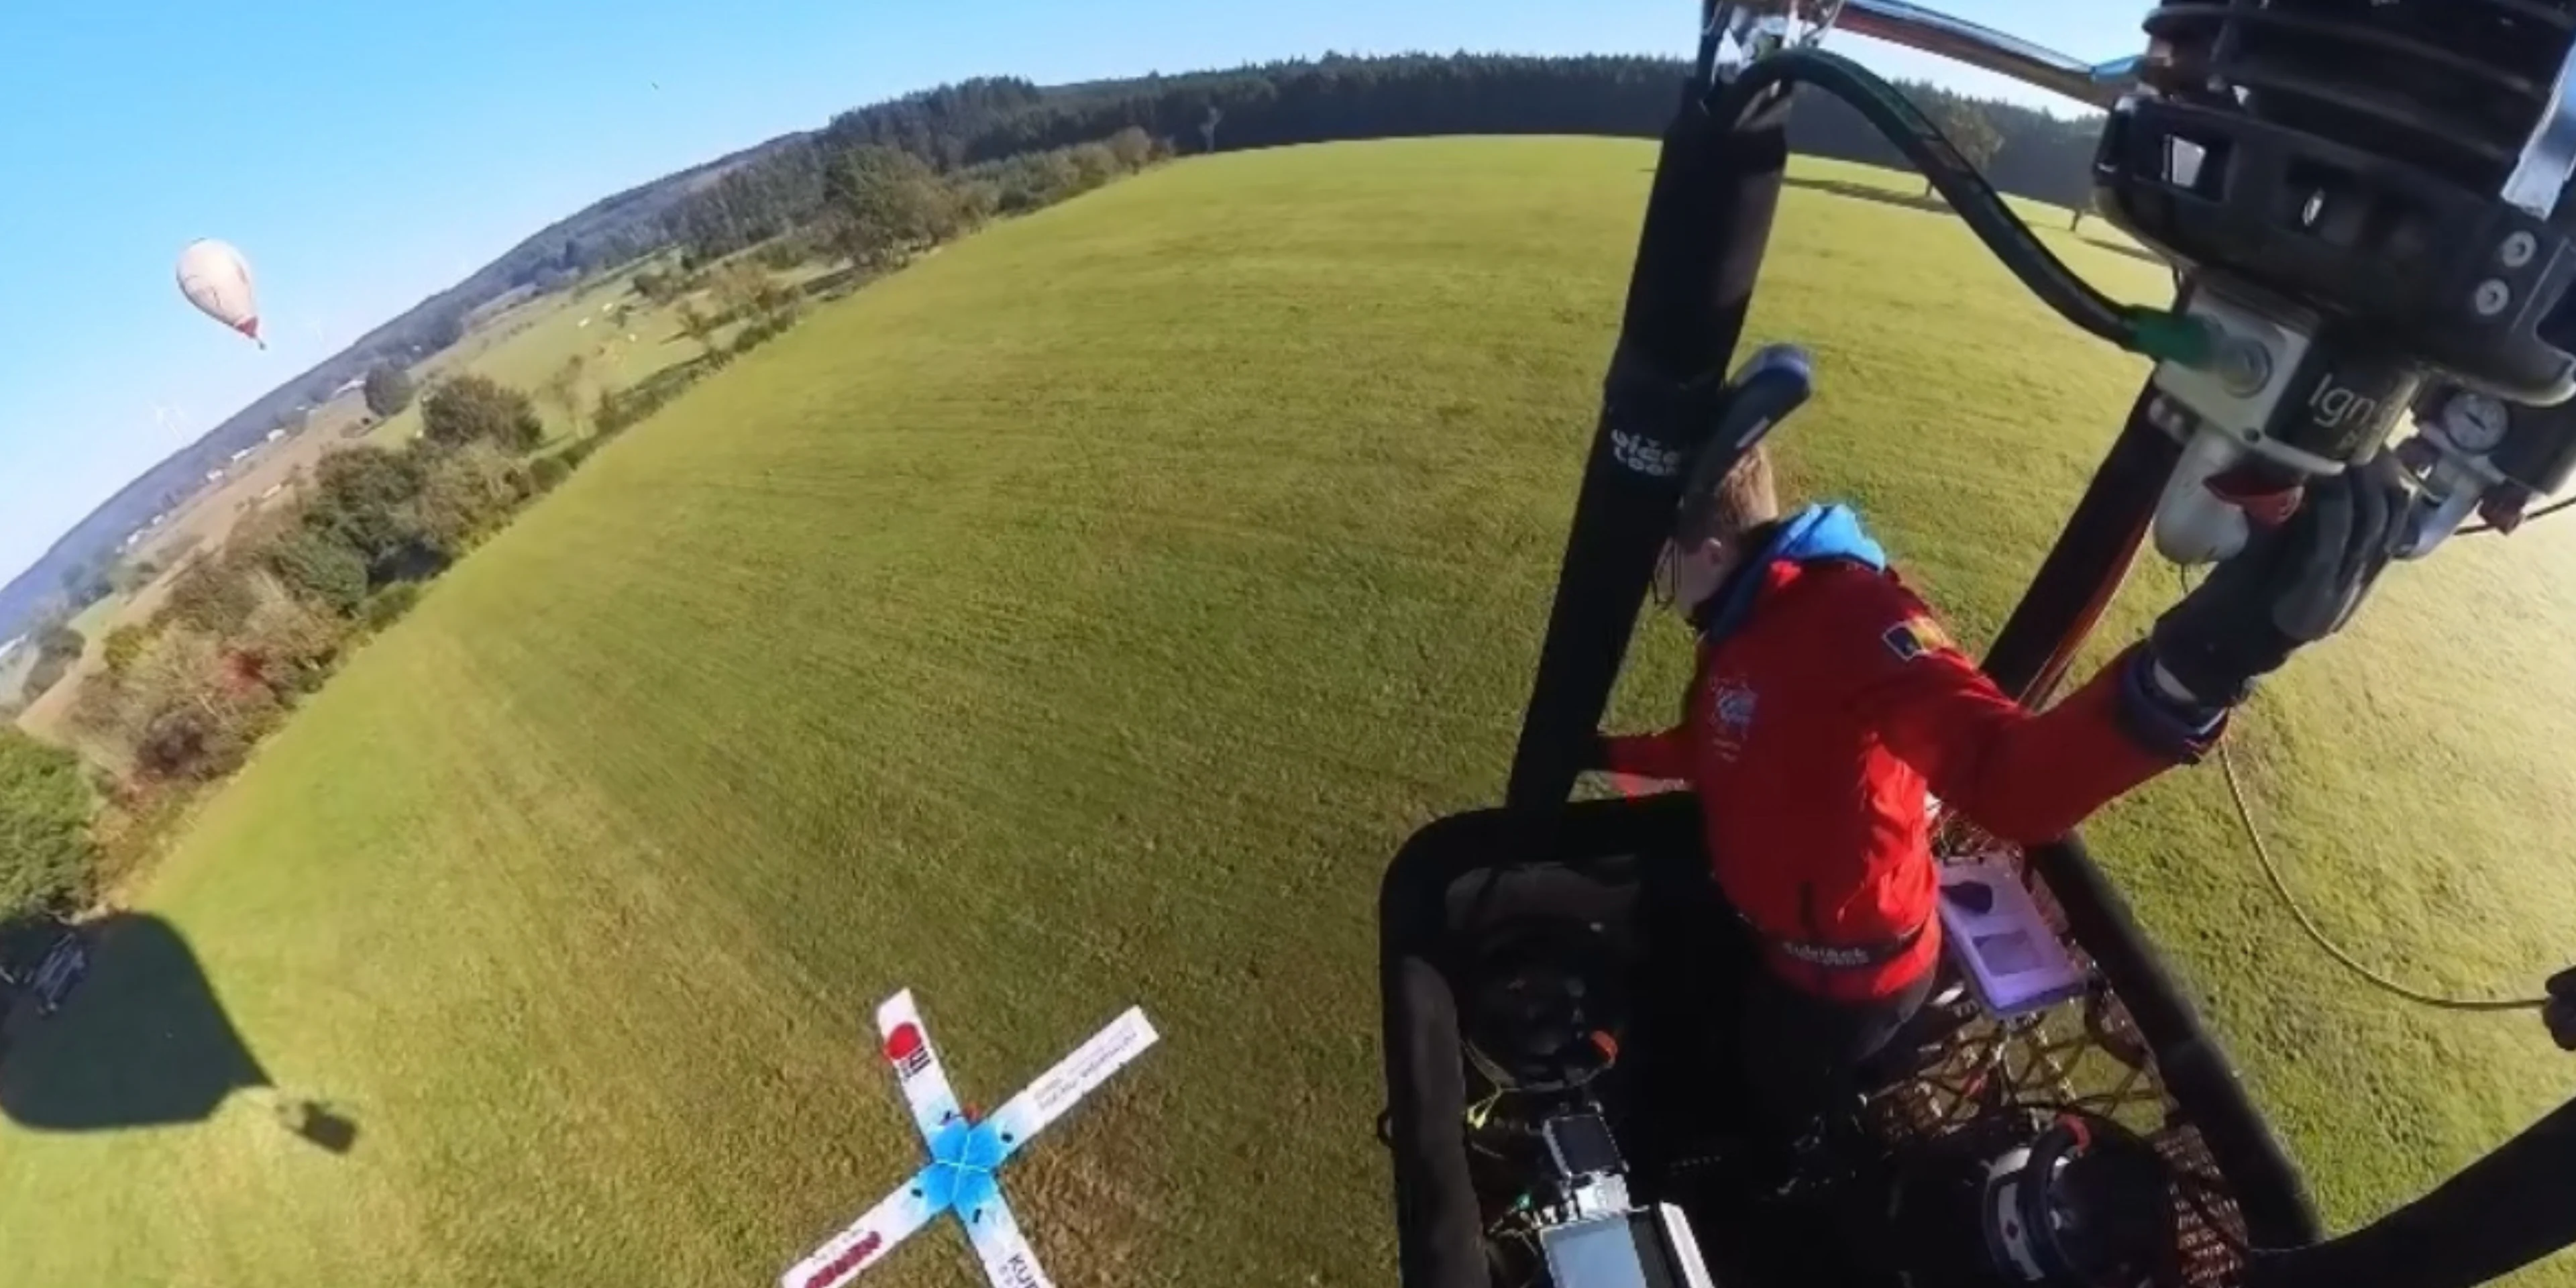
[1835,582,2210,845]
[1601,727,1690,781]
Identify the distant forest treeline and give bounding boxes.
[1,50,2100,641]
[659,56,2098,263]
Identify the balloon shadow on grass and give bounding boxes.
[1781,174,1956,216]
[0,912,356,1154]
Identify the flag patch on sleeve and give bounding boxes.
[1882,615,1955,663]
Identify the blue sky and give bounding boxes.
[0,0,2145,582]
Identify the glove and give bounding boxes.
[2147,455,2407,708]
[2547,967,2576,1053]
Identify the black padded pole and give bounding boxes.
[2249,1095,2576,1288]
[1504,80,1794,818]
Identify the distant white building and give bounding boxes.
[206,468,225,482]
[228,447,252,463]
[265,427,286,442]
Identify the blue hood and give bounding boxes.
[1692,502,1887,642]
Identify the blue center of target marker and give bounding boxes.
[913,1118,1018,1222]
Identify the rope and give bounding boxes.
[2214,735,2547,1012]
[2461,492,2576,535]
[2173,564,2547,1011]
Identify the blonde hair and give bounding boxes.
[1676,442,1780,546]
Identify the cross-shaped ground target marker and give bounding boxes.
[782,990,1159,1288]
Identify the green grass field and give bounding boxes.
[367,259,722,449]
[4,139,2573,1287]
[372,248,852,452]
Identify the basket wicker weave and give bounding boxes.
[1864,821,2255,1288]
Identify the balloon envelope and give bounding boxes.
[176,239,262,345]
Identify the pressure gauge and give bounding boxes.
[2439,390,2512,455]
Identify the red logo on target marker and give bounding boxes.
[884,1022,932,1079]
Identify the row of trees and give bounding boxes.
[0,729,93,923]
[66,376,560,792]
[4,348,678,918]
[665,123,1169,267]
[641,129,1170,426]
[669,55,2105,233]
[2,545,166,694]
[5,256,847,918]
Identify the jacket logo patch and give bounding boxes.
[1707,679,1757,762]
[1881,615,1955,663]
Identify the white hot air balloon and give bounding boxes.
[176,239,263,347]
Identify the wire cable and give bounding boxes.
[2462,492,2576,535]
[1704,49,2210,365]
[2169,566,2548,1012]
[1721,49,2571,543]
[2214,735,2547,1012]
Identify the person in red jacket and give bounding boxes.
[1589,443,2398,1163]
